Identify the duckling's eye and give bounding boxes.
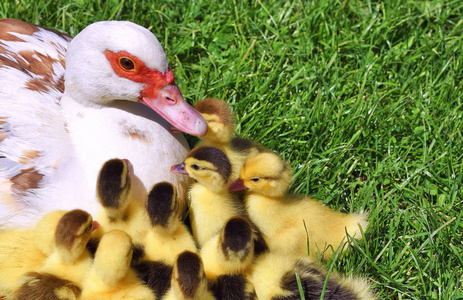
[251,177,261,182]
[119,57,135,71]
[191,164,200,170]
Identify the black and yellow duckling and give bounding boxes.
[163,251,216,300]
[14,209,96,299]
[170,146,245,247]
[94,158,148,248]
[200,216,257,300]
[80,230,155,300]
[249,252,376,299]
[133,182,196,299]
[0,210,68,296]
[230,152,368,259]
[194,98,267,181]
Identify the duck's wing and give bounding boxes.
[0,19,75,226]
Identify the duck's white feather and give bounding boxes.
[0,19,193,228]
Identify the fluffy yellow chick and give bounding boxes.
[163,251,216,300]
[80,230,155,300]
[249,252,376,299]
[170,146,245,247]
[133,181,196,298]
[230,152,368,259]
[194,98,267,181]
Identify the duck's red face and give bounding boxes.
[105,50,207,137]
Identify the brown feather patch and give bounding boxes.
[15,272,81,300]
[18,150,40,164]
[10,167,44,195]
[176,251,203,298]
[54,209,92,250]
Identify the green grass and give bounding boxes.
[2,0,463,298]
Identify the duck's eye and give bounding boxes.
[251,177,261,182]
[119,57,135,71]
[191,164,200,170]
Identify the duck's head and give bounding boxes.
[54,209,95,263]
[96,158,132,219]
[229,152,292,198]
[64,21,206,136]
[146,181,179,229]
[194,98,235,144]
[94,230,133,285]
[170,146,232,191]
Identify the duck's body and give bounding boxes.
[0,19,206,228]
[230,152,368,259]
[249,252,375,300]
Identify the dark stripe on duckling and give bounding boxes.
[14,272,81,300]
[97,159,130,208]
[133,260,172,300]
[187,146,232,182]
[273,259,358,300]
[146,181,177,228]
[220,217,252,261]
[176,251,203,298]
[212,274,257,300]
[230,137,266,154]
[194,98,235,125]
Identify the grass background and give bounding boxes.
[2,0,462,298]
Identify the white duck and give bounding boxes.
[0,19,207,228]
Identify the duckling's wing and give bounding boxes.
[0,19,75,227]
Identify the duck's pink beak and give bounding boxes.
[229,178,247,191]
[170,162,189,175]
[141,83,207,137]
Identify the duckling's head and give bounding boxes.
[96,158,132,219]
[146,181,179,229]
[171,146,232,191]
[217,216,255,273]
[194,98,235,144]
[229,152,292,198]
[54,209,94,263]
[94,230,133,285]
[172,251,208,299]
[34,210,69,256]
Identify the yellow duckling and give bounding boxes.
[0,210,68,296]
[163,251,216,300]
[170,146,244,247]
[94,158,149,247]
[200,216,257,300]
[230,152,368,259]
[194,98,267,181]
[133,181,196,298]
[249,252,376,299]
[80,230,155,300]
[13,209,96,299]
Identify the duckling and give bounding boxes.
[200,216,257,300]
[94,158,149,247]
[249,252,375,299]
[0,210,68,296]
[170,146,245,247]
[229,152,368,259]
[134,182,196,299]
[163,251,216,300]
[194,98,267,181]
[38,209,95,286]
[80,230,155,300]
[12,209,95,299]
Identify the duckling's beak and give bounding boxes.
[170,163,189,175]
[92,221,100,231]
[229,178,247,191]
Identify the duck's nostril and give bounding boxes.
[165,96,176,105]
